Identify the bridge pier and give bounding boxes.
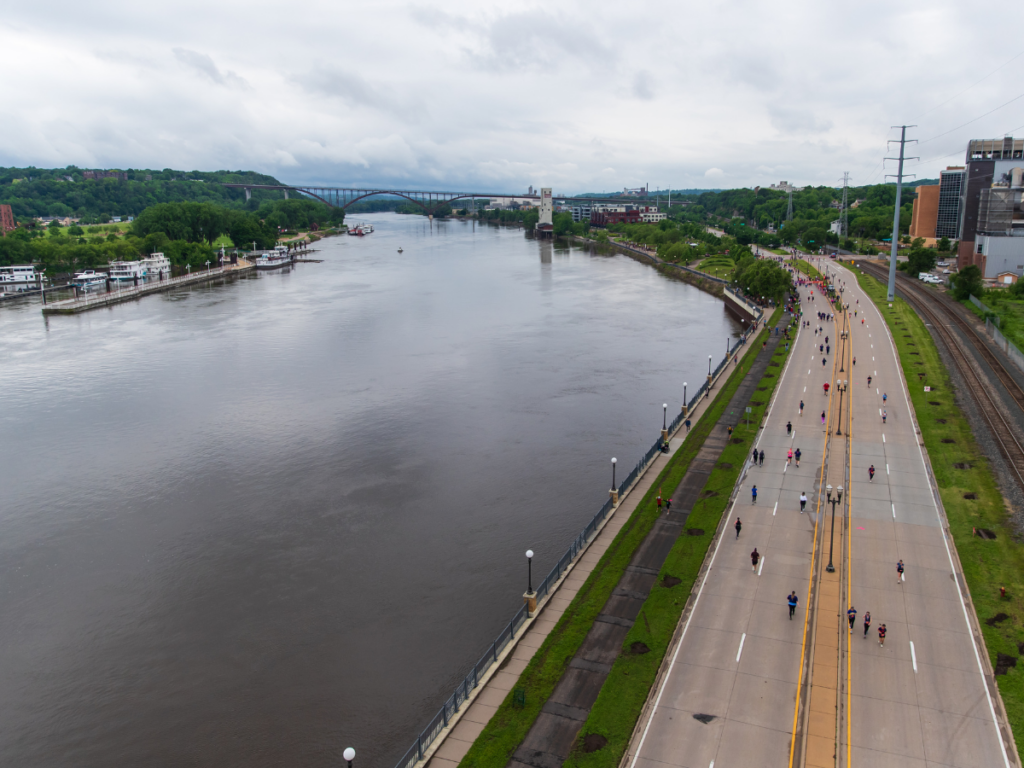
[244,188,251,201]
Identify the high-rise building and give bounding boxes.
[936,167,964,239]
[957,137,1024,269]
[909,184,939,239]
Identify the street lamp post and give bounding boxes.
[836,381,848,435]
[682,382,688,416]
[526,549,534,594]
[825,484,843,573]
[344,747,355,768]
[610,458,618,505]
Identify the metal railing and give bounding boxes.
[390,328,757,768]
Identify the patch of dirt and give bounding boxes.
[996,653,1018,676]
[936,418,947,424]
[986,612,1011,626]
[963,492,977,500]
[730,438,744,444]
[769,362,780,367]
[763,373,775,377]
[910,352,920,355]
[629,641,651,655]
[929,401,941,405]
[977,528,998,539]
[941,438,955,443]
[717,462,733,469]
[686,528,705,536]
[750,400,765,406]
[661,575,681,588]
[953,462,973,469]
[582,734,608,753]
[700,490,719,498]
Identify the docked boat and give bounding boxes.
[0,265,39,291]
[347,223,374,236]
[72,269,107,287]
[140,252,171,279]
[108,260,147,281]
[255,245,293,270]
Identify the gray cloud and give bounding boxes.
[172,48,248,89]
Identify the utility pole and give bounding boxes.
[786,185,794,221]
[885,126,918,301]
[839,172,849,240]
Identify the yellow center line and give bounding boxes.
[845,304,854,768]
[788,280,841,768]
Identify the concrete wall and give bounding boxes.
[977,234,1024,278]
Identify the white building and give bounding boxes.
[640,212,667,223]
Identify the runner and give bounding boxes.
[800,492,807,512]
[878,623,887,647]
[882,410,887,424]
[795,448,801,467]
[736,516,744,537]
[799,399,804,416]
[867,375,872,387]
[788,591,799,620]
[787,420,792,435]
[863,610,871,637]
[897,559,904,584]
[751,547,760,572]
[821,410,826,426]
[882,392,887,404]
[759,450,765,466]
[823,382,830,395]
[752,447,759,465]
[787,448,793,465]
[869,464,875,482]
[848,606,857,632]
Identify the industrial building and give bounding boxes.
[956,137,1024,273]
[908,166,965,243]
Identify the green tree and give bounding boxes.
[907,248,937,275]
[951,264,983,300]
[937,236,951,252]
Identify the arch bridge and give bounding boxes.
[221,184,677,215]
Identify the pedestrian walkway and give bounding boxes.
[424,316,769,768]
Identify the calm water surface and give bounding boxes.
[0,214,741,767]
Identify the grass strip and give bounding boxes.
[564,312,794,768]
[457,308,785,768]
[794,259,822,281]
[854,267,1024,745]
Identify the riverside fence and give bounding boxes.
[392,330,754,768]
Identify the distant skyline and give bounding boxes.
[3,0,1024,195]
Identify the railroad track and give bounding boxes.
[858,260,1024,491]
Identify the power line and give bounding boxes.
[917,47,1024,120]
[918,89,1024,145]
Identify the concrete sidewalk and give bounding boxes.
[424,315,773,768]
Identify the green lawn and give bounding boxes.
[856,266,1024,744]
[213,234,234,247]
[566,310,793,768]
[458,309,786,768]
[795,259,822,281]
[697,255,736,282]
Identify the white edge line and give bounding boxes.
[773,501,778,516]
[848,263,1012,768]
[628,310,798,768]
[736,633,746,662]
[892,503,895,519]
[758,556,765,576]
[910,641,917,672]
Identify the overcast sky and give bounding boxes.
[4,0,1024,194]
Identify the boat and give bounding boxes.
[361,223,374,234]
[255,245,293,270]
[72,269,107,287]
[108,260,147,281]
[0,265,39,291]
[347,223,374,236]
[397,247,403,253]
[140,252,171,279]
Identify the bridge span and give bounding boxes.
[220,184,688,215]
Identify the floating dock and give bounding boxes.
[42,262,255,315]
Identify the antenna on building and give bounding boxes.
[885,126,920,301]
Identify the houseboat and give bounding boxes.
[0,265,39,290]
[141,252,171,278]
[255,245,293,270]
[108,260,147,281]
[72,269,107,287]
[347,223,374,236]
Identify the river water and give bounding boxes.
[0,213,742,767]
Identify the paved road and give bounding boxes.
[623,280,831,768]
[838,260,1011,767]
[623,259,1014,768]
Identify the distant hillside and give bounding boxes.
[0,167,289,223]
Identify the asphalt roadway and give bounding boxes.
[621,260,1013,768]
